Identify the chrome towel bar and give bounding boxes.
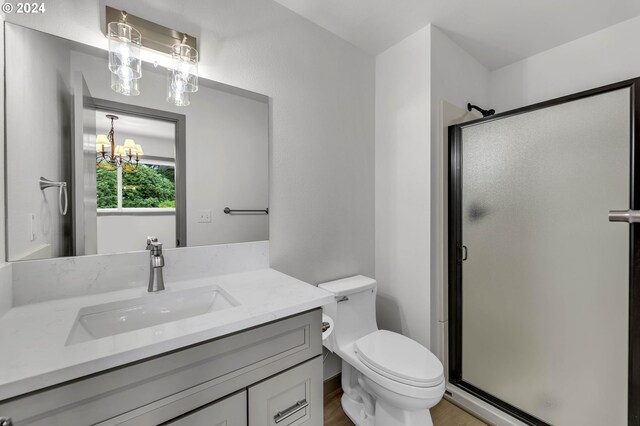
[224,207,269,215]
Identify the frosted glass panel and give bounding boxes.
[461,88,629,425]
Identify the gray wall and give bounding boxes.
[0,13,5,263]
[4,25,270,257]
[6,0,375,283]
[5,24,73,260]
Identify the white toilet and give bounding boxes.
[319,276,445,426]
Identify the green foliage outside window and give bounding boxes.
[96,167,117,208]
[96,164,176,209]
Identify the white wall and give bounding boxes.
[490,15,640,112]
[375,26,431,347]
[5,0,375,285]
[373,25,490,353]
[97,215,176,253]
[429,26,490,358]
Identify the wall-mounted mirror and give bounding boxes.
[4,23,269,261]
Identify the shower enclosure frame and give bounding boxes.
[448,77,640,426]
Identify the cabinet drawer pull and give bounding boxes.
[0,417,13,426]
[274,399,309,424]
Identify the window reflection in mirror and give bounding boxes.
[94,111,178,254]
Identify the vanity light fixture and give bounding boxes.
[96,114,143,170]
[104,6,199,106]
[107,11,142,96]
[167,37,199,106]
[111,71,140,96]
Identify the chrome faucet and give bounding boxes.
[146,236,165,292]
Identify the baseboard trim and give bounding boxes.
[323,373,341,397]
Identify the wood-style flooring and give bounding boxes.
[323,388,487,426]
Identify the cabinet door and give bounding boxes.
[166,391,247,426]
[248,356,322,426]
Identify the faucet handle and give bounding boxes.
[146,236,158,250]
[150,241,163,255]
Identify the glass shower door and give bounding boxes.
[449,86,637,425]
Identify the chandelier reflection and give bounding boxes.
[96,114,144,171]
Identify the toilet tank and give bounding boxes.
[319,276,378,350]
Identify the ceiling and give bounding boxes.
[95,112,175,141]
[272,0,640,70]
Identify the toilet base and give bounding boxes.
[341,392,375,426]
[341,391,434,426]
[340,360,437,426]
[372,398,434,426]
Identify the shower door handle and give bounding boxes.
[608,209,640,223]
[458,244,468,261]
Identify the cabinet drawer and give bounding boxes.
[248,357,322,426]
[166,391,246,426]
[103,387,248,426]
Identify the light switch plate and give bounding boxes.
[197,210,212,223]
[28,213,36,241]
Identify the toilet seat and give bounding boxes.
[354,330,444,388]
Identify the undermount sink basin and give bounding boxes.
[66,285,238,345]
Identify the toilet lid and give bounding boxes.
[354,330,444,387]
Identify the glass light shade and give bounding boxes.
[170,43,198,93]
[111,72,140,96]
[166,43,198,106]
[123,139,136,149]
[135,144,144,155]
[167,88,191,107]
[114,145,125,156]
[108,22,142,81]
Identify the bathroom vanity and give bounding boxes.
[0,19,332,426]
[0,267,332,426]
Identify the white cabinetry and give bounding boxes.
[0,310,322,426]
[168,391,247,426]
[249,357,322,426]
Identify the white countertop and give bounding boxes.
[0,268,333,401]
